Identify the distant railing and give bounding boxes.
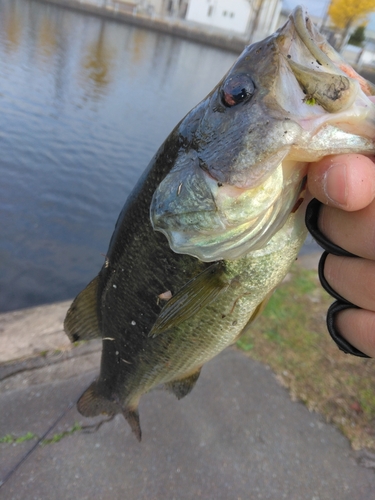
[79,0,159,16]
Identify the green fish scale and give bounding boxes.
[121,217,306,407]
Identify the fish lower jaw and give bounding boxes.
[158,210,272,262]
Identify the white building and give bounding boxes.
[252,0,282,41]
[186,0,251,34]
[185,0,282,40]
[135,0,189,17]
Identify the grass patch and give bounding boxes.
[0,423,83,447]
[41,422,82,446]
[0,432,37,444]
[237,262,375,451]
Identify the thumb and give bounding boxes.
[307,154,375,212]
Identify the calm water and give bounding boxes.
[0,0,318,313]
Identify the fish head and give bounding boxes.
[151,6,375,262]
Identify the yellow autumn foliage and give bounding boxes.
[329,0,375,30]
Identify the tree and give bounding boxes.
[328,0,375,50]
[348,25,366,46]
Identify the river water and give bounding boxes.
[0,0,318,313]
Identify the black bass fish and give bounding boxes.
[65,6,375,440]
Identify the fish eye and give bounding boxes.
[221,74,255,107]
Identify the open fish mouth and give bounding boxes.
[289,6,375,104]
[150,6,375,262]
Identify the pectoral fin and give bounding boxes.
[149,263,228,337]
[64,276,101,342]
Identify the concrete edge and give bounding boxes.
[33,0,246,53]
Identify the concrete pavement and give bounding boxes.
[1,254,375,499]
[1,350,375,498]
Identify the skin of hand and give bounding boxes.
[307,153,375,357]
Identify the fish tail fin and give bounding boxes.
[77,381,117,417]
[78,382,142,441]
[122,408,142,442]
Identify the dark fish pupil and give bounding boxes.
[222,74,254,107]
[233,87,247,101]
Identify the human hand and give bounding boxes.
[307,153,375,357]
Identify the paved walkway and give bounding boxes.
[1,253,375,499]
[1,350,375,498]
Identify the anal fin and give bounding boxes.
[165,367,202,400]
[123,409,142,442]
[64,276,101,342]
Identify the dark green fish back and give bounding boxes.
[65,115,214,438]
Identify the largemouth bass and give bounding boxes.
[65,6,375,441]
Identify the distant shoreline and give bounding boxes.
[32,0,247,54]
[30,0,375,79]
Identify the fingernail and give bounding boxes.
[323,163,348,206]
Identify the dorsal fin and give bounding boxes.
[64,276,101,342]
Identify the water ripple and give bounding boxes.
[0,0,237,311]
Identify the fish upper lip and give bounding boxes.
[291,6,339,74]
[290,6,375,98]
